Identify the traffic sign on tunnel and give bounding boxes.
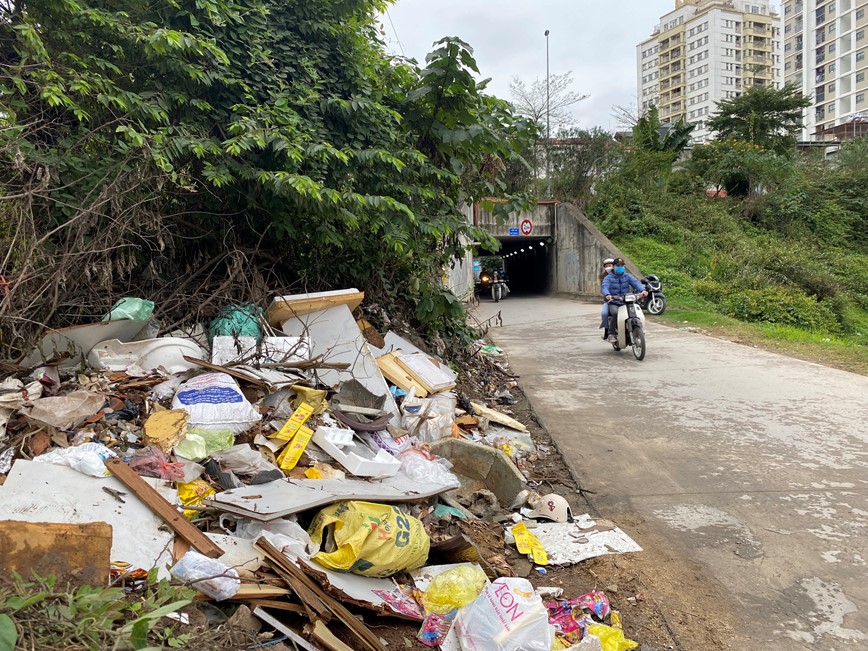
[520,219,533,235]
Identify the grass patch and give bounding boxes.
[658,299,868,375]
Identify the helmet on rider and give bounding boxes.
[612,257,626,274]
[603,258,615,272]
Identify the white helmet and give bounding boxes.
[603,258,614,266]
[525,493,573,523]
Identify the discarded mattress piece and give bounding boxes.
[530,515,643,565]
[87,338,206,374]
[0,460,176,577]
[207,473,460,522]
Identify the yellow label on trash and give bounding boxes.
[276,425,313,471]
[270,402,314,442]
[304,467,324,479]
[512,521,549,566]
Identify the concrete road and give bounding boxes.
[474,296,868,650]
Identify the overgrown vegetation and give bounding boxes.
[0,0,535,359]
[0,573,247,651]
[582,87,868,351]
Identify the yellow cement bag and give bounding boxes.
[309,501,430,578]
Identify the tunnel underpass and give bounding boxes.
[476,236,554,297]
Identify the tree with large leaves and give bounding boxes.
[706,83,811,153]
[632,105,694,159]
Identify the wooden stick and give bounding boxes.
[104,458,224,558]
[182,356,268,387]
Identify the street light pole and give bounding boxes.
[545,29,551,198]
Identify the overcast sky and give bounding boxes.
[381,0,779,131]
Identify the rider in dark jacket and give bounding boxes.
[601,258,646,343]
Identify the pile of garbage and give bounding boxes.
[0,289,644,651]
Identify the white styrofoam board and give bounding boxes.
[0,460,177,577]
[211,336,310,366]
[280,305,399,420]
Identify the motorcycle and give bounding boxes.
[639,274,666,315]
[608,293,647,361]
[490,272,510,302]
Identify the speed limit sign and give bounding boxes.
[520,219,533,235]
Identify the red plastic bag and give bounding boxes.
[129,445,185,480]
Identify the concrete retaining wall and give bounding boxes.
[553,202,640,298]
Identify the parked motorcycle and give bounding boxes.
[640,274,666,315]
[608,293,647,361]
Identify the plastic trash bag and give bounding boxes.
[102,297,155,322]
[587,625,638,651]
[151,375,185,401]
[33,442,117,477]
[308,501,430,578]
[173,428,235,461]
[178,479,216,519]
[421,564,488,614]
[128,445,185,480]
[208,304,263,343]
[453,577,555,651]
[211,444,278,475]
[171,550,240,601]
[401,391,455,443]
[398,448,458,486]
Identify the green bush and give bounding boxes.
[721,287,837,332]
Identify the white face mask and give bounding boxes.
[604,266,613,272]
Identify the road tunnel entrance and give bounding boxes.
[474,236,553,298]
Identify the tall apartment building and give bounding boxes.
[783,0,868,139]
[637,0,782,143]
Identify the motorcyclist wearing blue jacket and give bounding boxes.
[601,258,647,343]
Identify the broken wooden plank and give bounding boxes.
[311,620,356,651]
[375,352,428,397]
[255,537,386,651]
[470,401,528,432]
[195,584,293,601]
[104,458,224,558]
[240,599,307,614]
[0,520,111,586]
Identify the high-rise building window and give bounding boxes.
[857,93,865,104]
[857,52,865,62]
[858,72,866,83]
[857,31,865,42]
[857,9,865,20]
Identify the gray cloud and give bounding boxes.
[381,0,674,130]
